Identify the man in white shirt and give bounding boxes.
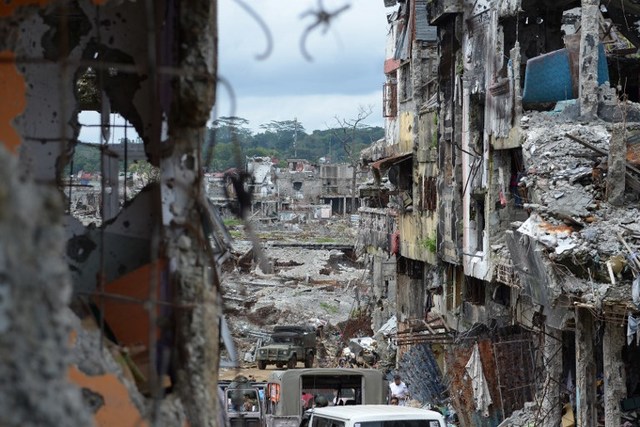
[389,374,409,406]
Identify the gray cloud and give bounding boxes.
[217,0,390,129]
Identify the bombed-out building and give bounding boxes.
[224,156,362,219]
[360,0,640,425]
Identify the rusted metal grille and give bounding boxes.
[422,176,437,211]
[495,262,522,288]
[383,82,398,117]
[492,337,537,419]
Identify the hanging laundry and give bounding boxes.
[465,342,493,417]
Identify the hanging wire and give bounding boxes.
[232,0,273,60]
[300,0,351,61]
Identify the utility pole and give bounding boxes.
[293,117,298,158]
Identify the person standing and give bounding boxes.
[389,374,409,406]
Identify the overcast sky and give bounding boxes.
[79,1,390,143]
[216,0,390,133]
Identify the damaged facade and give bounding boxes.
[216,156,362,220]
[361,0,640,425]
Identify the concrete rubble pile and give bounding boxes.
[220,219,375,372]
[509,110,640,309]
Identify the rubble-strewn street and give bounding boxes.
[219,220,380,380]
[6,0,640,426]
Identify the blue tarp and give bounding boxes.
[522,44,609,104]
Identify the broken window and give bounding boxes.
[399,63,413,102]
[397,257,424,280]
[383,80,398,117]
[470,198,485,253]
[445,265,463,311]
[508,148,527,209]
[464,276,486,306]
[419,176,437,212]
[492,284,511,307]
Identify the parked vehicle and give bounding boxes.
[256,325,316,370]
[306,405,446,427]
[222,375,267,427]
[263,368,386,427]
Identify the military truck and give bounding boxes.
[256,325,316,370]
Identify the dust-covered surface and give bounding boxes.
[0,148,93,427]
[220,218,379,379]
[502,108,640,310]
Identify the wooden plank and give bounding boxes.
[565,132,640,191]
[565,133,640,176]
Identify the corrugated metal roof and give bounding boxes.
[415,0,437,41]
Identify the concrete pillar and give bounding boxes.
[576,307,597,427]
[579,0,600,119]
[607,124,626,206]
[541,327,563,426]
[603,322,626,426]
[510,42,523,120]
[164,0,221,423]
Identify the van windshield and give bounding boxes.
[357,421,441,427]
[311,419,441,427]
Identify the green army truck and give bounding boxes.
[256,325,316,370]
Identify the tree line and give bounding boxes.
[70,116,384,173]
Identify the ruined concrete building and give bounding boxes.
[0,1,224,425]
[214,156,362,219]
[360,0,640,425]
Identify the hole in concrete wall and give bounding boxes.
[492,284,511,307]
[624,343,640,399]
[293,181,303,191]
[397,257,424,280]
[609,57,640,102]
[81,387,105,414]
[470,198,485,253]
[66,113,147,222]
[464,276,486,306]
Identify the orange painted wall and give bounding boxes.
[0,51,26,153]
[68,365,149,427]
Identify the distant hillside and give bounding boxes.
[70,117,384,173]
[204,117,384,172]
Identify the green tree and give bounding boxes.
[258,119,305,156]
[205,116,253,171]
[331,105,375,213]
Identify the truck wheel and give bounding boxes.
[287,355,297,369]
[257,360,267,370]
[304,354,314,368]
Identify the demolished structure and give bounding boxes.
[218,156,362,219]
[0,1,224,425]
[360,0,640,425]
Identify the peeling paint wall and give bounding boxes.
[0,0,222,424]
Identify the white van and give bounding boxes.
[307,405,446,427]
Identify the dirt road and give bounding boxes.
[220,361,313,382]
